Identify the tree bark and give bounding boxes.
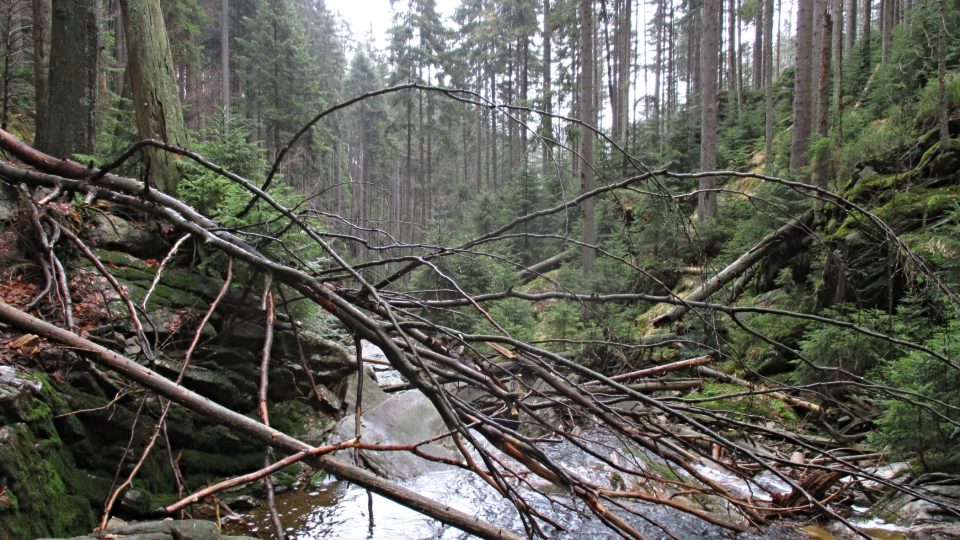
[763,0,775,167]
[31,0,51,147]
[844,0,857,56]
[221,0,229,134]
[790,0,815,173]
[937,0,948,146]
[860,0,871,69]
[880,0,892,63]
[43,0,98,157]
[699,0,720,221]
[541,0,552,179]
[120,0,188,195]
[752,0,763,89]
[579,0,597,276]
[832,0,843,136]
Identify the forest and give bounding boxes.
[0,0,958,538]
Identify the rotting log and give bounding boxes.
[0,301,525,540]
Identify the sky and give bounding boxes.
[326,0,459,49]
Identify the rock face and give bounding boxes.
[334,390,457,480]
[0,371,95,539]
[0,199,358,538]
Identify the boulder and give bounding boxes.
[334,390,456,480]
[88,214,167,259]
[339,368,388,415]
[0,183,15,222]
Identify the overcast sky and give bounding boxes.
[326,0,459,49]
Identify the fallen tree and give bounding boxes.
[0,92,958,539]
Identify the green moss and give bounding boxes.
[873,186,960,228]
[684,382,799,425]
[0,379,95,539]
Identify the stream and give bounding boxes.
[222,343,923,540]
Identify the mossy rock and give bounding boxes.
[0,375,95,539]
[93,249,224,309]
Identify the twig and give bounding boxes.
[142,234,190,310]
[258,290,284,540]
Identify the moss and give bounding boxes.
[94,249,223,308]
[845,172,907,202]
[0,388,95,539]
[873,186,960,229]
[684,382,799,425]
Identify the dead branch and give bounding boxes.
[0,300,525,540]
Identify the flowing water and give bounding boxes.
[222,342,914,539]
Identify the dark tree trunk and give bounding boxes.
[844,0,857,56]
[764,0,775,167]
[221,0,229,134]
[31,0,50,147]
[579,0,596,275]
[860,0,871,68]
[752,0,763,89]
[541,0,553,179]
[44,0,98,157]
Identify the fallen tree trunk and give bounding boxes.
[0,301,524,540]
[697,365,822,415]
[517,248,576,284]
[652,210,814,328]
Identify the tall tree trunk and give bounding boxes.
[860,0,871,69]
[775,0,782,77]
[615,0,631,170]
[579,0,596,276]
[113,1,126,97]
[844,0,857,56]
[652,0,663,148]
[541,0,553,178]
[221,0,229,134]
[880,0,892,63]
[813,6,832,209]
[727,0,736,93]
[44,0,98,157]
[937,0,948,146]
[120,0,188,195]
[699,0,720,221]
[752,0,763,89]
[31,0,51,147]
[811,0,825,126]
[763,0,775,168]
[832,0,843,136]
[790,0,814,172]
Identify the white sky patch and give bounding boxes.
[326,0,459,50]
